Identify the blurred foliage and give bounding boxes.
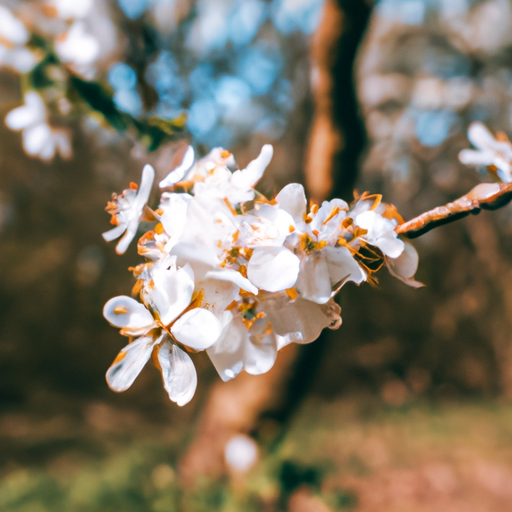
[2,399,512,511]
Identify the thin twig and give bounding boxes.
[396,182,512,238]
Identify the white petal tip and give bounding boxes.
[159,146,195,188]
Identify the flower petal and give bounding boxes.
[149,262,195,326]
[245,321,278,375]
[53,129,72,159]
[324,245,366,285]
[159,145,195,188]
[375,235,404,259]
[467,122,498,150]
[247,246,300,292]
[157,339,197,406]
[386,241,424,288]
[159,192,191,240]
[205,269,258,295]
[106,335,157,392]
[171,308,221,350]
[115,224,138,255]
[458,148,494,166]
[275,183,307,224]
[103,295,155,330]
[296,254,332,304]
[267,298,341,344]
[356,210,404,258]
[5,106,36,131]
[22,123,51,156]
[134,164,156,211]
[0,6,29,45]
[231,144,273,190]
[207,314,246,381]
[102,224,126,242]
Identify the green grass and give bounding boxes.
[2,399,512,512]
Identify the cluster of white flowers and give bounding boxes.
[459,122,512,182]
[0,0,99,76]
[102,145,421,405]
[1,0,112,161]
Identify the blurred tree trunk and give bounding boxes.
[179,0,373,485]
[305,0,373,203]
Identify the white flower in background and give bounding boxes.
[0,7,36,72]
[0,6,28,45]
[48,0,94,19]
[224,434,259,472]
[5,92,72,161]
[103,164,155,254]
[459,122,512,182]
[55,21,100,75]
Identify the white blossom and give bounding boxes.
[103,143,420,404]
[48,0,94,19]
[103,164,155,254]
[5,92,72,161]
[459,122,512,182]
[355,210,405,259]
[103,258,224,405]
[55,21,100,76]
[225,435,259,472]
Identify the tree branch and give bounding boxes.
[396,182,512,238]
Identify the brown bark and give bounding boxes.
[179,345,299,484]
[305,0,372,202]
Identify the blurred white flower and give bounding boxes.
[5,92,72,161]
[0,6,28,45]
[0,6,36,73]
[224,434,259,472]
[48,0,94,19]
[459,122,512,182]
[55,21,100,75]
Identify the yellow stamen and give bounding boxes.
[223,197,238,216]
[322,206,341,225]
[286,287,298,301]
